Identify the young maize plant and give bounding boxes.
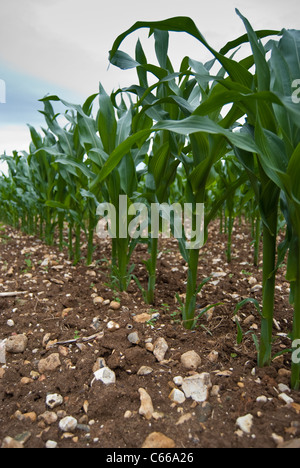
[256,28,300,389]
[0,151,36,232]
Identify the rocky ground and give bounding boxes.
[1,220,300,449]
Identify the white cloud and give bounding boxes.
[1,0,299,97]
[0,0,299,156]
[0,124,31,154]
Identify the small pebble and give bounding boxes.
[137,366,153,376]
[45,440,58,448]
[169,388,186,404]
[93,367,116,385]
[59,416,78,432]
[173,376,183,386]
[279,393,294,405]
[5,334,28,353]
[236,414,254,434]
[46,393,64,409]
[127,331,140,344]
[278,383,290,393]
[256,395,268,403]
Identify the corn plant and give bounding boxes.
[251,29,300,388]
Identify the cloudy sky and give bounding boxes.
[0,0,299,164]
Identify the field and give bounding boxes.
[1,221,300,449]
[1,12,300,450]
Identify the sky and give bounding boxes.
[0,0,299,172]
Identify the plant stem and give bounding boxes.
[291,238,300,390]
[58,212,64,251]
[254,215,261,267]
[68,222,74,261]
[74,223,81,265]
[226,215,234,263]
[87,214,95,265]
[258,212,278,367]
[147,236,158,304]
[183,247,200,329]
[116,237,129,291]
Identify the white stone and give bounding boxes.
[278,393,294,405]
[153,337,168,361]
[236,414,254,434]
[137,366,153,376]
[169,388,186,404]
[46,393,64,409]
[278,383,290,393]
[173,376,183,386]
[272,433,284,445]
[180,350,201,370]
[182,372,212,402]
[6,319,14,327]
[93,367,116,385]
[45,440,58,448]
[59,416,78,432]
[0,340,6,364]
[248,277,257,285]
[128,332,140,344]
[106,320,120,331]
[256,395,268,403]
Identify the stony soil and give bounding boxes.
[0,221,300,449]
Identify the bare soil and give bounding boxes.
[0,221,299,449]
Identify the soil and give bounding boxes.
[0,220,299,449]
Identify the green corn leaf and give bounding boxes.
[98,83,117,154]
[77,113,102,151]
[109,16,253,87]
[54,157,94,180]
[82,93,99,116]
[109,50,140,70]
[287,142,300,206]
[235,9,270,91]
[89,129,151,189]
[219,28,280,56]
[118,152,137,195]
[234,297,262,317]
[154,29,169,69]
[277,29,300,80]
[135,39,148,88]
[254,123,289,190]
[153,115,259,153]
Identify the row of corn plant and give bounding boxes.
[107,11,300,386]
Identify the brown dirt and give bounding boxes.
[0,220,299,449]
